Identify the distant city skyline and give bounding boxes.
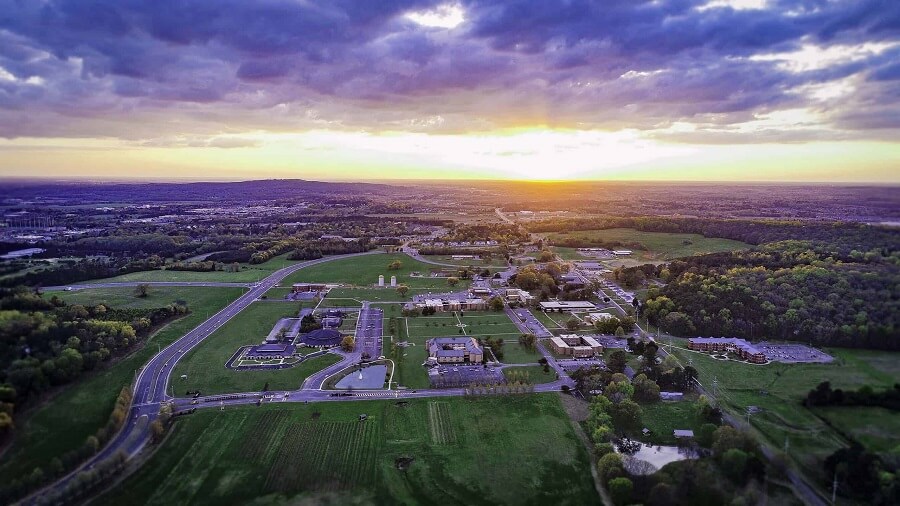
[1,1,899,182]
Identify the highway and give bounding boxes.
[31,251,572,504]
[30,251,381,502]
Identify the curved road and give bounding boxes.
[33,250,574,503]
[30,251,382,502]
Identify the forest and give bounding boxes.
[0,288,190,434]
[528,216,900,262]
[636,240,898,349]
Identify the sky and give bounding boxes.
[1,0,899,182]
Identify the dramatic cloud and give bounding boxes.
[0,0,898,180]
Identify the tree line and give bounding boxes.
[640,241,899,349]
[0,288,189,433]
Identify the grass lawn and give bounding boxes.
[815,406,900,456]
[499,341,543,364]
[503,365,557,384]
[283,253,469,290]
[0,287,245,487]
[172,302,339,395]
[54,285,244,309]
[97,395,598,505]
[82,253,298,283]
[639,399,702,445]
[530,309,572,332]
[667,343,900,484]
[388,311,522,389]
[421,254,509,268]
[546,228,749,262]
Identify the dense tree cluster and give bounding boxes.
[641,241,899,349]
[0,288,188,425]
[440,223,530,244]
[288,238,374,260]
[805,381,900,411]
[528,217,900,261]
[825,443,899,504]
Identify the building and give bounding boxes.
[390,275,397,287]
[539,301,596,312]
[426,337,483,364]
[660,392,684,401]
[292,283,327,293]
[548,334,604,357]
[322,316,343,328]
[504,288,535,305]
[378,275,385,287]
[300,328,343,348]
[417,297,485,312]
[688,337,767,364]
[472,287,492,296]
[244,343,296,360]
[586,312,616,324]
[612,250,633,256]
[673,429,694,439]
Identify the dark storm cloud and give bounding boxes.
[0,0,897,141]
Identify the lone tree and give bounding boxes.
[340,335,355,352]
[565,318,581,331]
[488,296,504,312]
[135,283,150,298]
[447,276,459,287]
[396,284,410,298]
[387,260,403,270]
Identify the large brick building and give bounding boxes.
[688,337,766,364]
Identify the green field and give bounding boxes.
[421,254,509,268]
[547,228,749,264]
[499,340,544,364]
[283,253,470,290]
[815,407,900,455]
[55,285,245,309]
[639,399,702,445]
[98,395,598,505]
[503,365,557,384]
[388,311,525,389]
[83,253,298,283]
[667,344,900,484]
[0,287,244,487]
[171,302,339,395]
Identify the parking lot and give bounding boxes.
[428,364,504,388]
[757,342,834,363]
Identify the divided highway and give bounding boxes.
[31,251,381,502]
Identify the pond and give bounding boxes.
[618,444,698,475]
[335,364,388,389]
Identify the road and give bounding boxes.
[30,251,381,502]
[495,207,514,224]
[33,253,576,504]
[43,281,253,291]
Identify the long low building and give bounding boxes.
[549,334,604,358]
[244,343,296,360]
[539,300,596,312]
[417,297,486,312]
[688,337,766,364]
[426,336,484,364]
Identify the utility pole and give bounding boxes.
[832,471,838,504]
